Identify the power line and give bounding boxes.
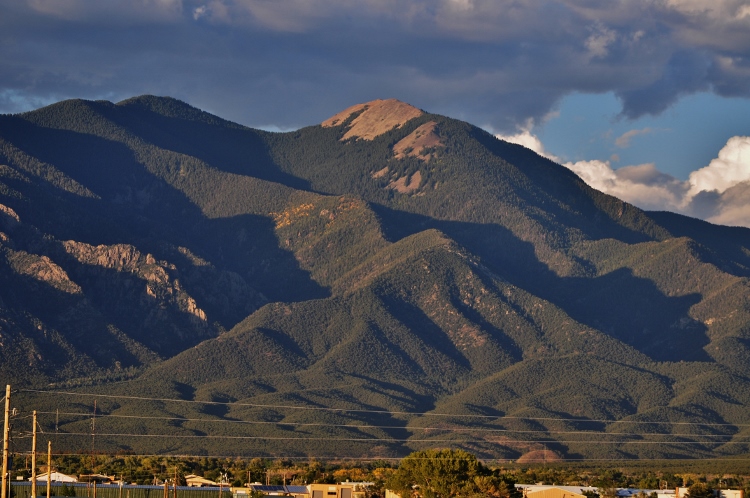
[29,431,750,445]
[20,390,750,428]
[11,448,750,463]
[29,411,746,439]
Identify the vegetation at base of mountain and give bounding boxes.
[7,451,750,498]
[387,449,522,498]
[685,483,714,498]
[4,95,750,460]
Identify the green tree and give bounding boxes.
[59,484,77,497]
[686,483,713,498]
[387,449,517,498]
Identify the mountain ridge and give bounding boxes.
[3,95,750,460]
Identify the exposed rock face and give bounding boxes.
[322,99,423,140]
[62,241,153,273]
[60,240,212,337]
[387,170,422,194]
[393,121,444,161]
[9,252,82,295]
[0,203,20,232]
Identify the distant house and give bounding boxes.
[339,482,372,498]
[309,483,355,498]
[186,475,219,487]
[524,486,588,498]
[243,484,309,498]
[30,472,78,483]
[237,483,358,498]
[677,489,743,498]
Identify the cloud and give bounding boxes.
[496,125,562,163]
[0,0,749,132]
[503,128,750,228]
[0,0,748,225]
[24,0,184,22]
[615,128,654,148]
[565,160,690,212]
[706,181,750,227]
[687,136,750,196]
[193,5,207,20]
[585,23,617,59]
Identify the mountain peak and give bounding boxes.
[321,98,423,140]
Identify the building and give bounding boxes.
[339,482,372,498]
[238,485,309,498]
[186,475,219,487]
[308,483,355,498]
[237,483,358,498]
[524,486,589,498]
[29,472,78,483]
[518,486,599,498]
[676,489,743,498]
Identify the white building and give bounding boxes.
[30,472,78,483]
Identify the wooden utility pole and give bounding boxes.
[46,441,51,498]
[32,411,37,498]
[2,385,11,498]
[91,400,96,456]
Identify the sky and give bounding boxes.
[1,0,749,226]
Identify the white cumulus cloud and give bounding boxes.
[687,136,750,196]
[495,129,561,162]
[500,129,750,228]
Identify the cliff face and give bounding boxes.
[0,200,264,381]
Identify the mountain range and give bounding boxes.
[2,96,750,461]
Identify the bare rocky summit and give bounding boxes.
[322,98,423,140]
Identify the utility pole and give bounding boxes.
[2,385,11,498]
[32,411,37,498]
[91,400,96,473]
[46,441,51,498]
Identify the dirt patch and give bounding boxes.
[387,170,422,194]
[321,99,423,140]
[516,449,562,463]
[371,166,390,179]
[393,121,443,162]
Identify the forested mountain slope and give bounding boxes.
[2,96,750,460]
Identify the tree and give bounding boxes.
[686,483,713,498]
[387,449,519,498]
[470,475,520,498]
[59,484,77,497]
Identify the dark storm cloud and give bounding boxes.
[615,50,713,118]
[1,0,749,131]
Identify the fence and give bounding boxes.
[10,482,232,498]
